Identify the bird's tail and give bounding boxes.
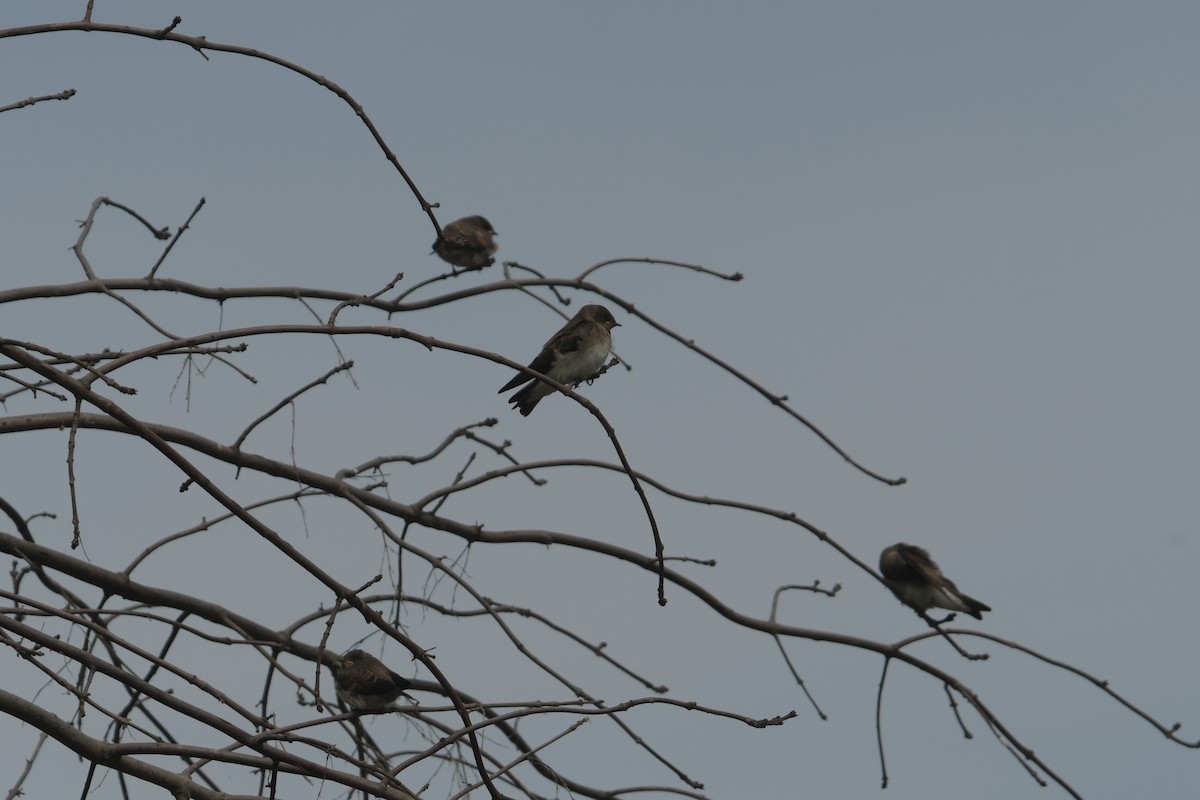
[959,593,991,620]
[509,385,540,416]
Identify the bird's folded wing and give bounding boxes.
[499,343,561,393]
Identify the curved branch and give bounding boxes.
[4,330,668,605]
[0,620,415,798]
[0,20,441,231]
[0,273,904,483]
[0,347,504,798]
[576,256,743,284]
[0,691,225,800]
[895,628,1200,749]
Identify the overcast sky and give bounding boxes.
[3,3,1198,798]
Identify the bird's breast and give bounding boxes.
[560,337,611,384]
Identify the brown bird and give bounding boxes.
[332,650,414,711]
[431,215,498,269]
[498,304,620,416]
[879,543,991,620]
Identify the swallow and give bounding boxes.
[431,215,498,269]
[498,304,620,416]
[879,543,991,620]
[332,649,414,711]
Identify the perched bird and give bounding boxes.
[498,304,620,416]
[431,215,498,269]
[333,649,414,711]
[879,543,991,620]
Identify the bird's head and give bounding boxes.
[337,650,368,671]
[580,304,620,329]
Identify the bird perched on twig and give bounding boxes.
[431,215,498,269]
[498,304,620,416]
[879,543,991,620]
[332,650,415,711]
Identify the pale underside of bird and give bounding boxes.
[431,215,498,269]
[498,304,620,416]
[333,649,415,711]
[879,543,991,620]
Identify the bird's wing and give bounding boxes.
[498,321,586,393]
[898,546,944,586]
[441,229,472,247]
[498,343,558,392]
[902,546,940,585]
[544,322,586,355]
[384,668,412,691]
[358,665,409,695]
[899,546,987,615]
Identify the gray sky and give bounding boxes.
[3,2,1198,798]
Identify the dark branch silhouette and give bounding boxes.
[0,10,1190,800]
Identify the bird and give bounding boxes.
[498,304,620,416]
[431,215,498,269]
[879,543,991,620]
[332,649,414,711]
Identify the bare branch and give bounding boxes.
[0,19,443,231]
[146,196,205,279]
[3,731,48,800]
[0,88,75,114]
[231,361,355,451]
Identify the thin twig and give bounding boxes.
[944,683,973,739]
[231,362,354,451]
[577,256,743,284]
[875,656,891,789]
[0,20,443,232]
[147,197,205,279]
[66,399,84,549]
[71,198,178,339]
[328,272,405,326]
[3,731,48,800]
[769,583,836,720]
[0,88,75,114]
[447,720,587,800]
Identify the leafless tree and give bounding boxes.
[1,8,1194,800]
